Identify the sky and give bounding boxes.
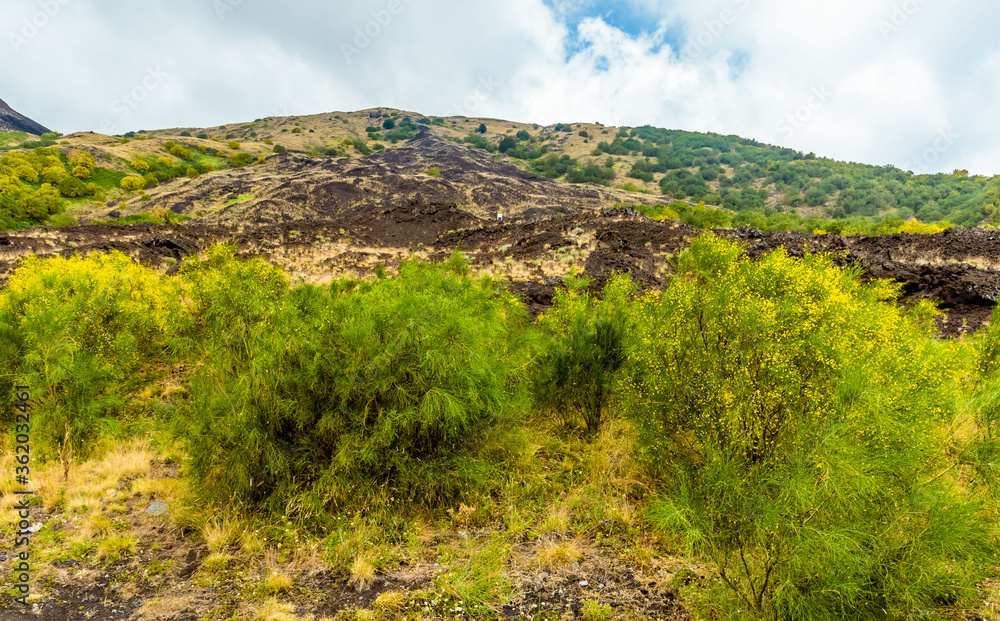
[2,0,998,175]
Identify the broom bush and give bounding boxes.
[179,251,534,524]
[626,234,992,620]
[0,251,182,465]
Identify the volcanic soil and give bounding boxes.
[1,208,998,337]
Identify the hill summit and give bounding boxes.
[0,97,51,135]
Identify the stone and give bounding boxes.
[146,501,169,515]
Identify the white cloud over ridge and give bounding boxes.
[0,0,996,174]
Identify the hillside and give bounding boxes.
[0,107,997,232]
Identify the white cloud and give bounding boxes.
[0,0,997,174]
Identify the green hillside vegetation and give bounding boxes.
[2,239,999,619]
[2,110,997,233]
[0,133,249,229]
[0,144,111,229]
[456,123,998,229]
[627,200,953,236]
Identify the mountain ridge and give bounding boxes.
[0,97,51,136]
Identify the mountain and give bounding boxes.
[0,97,51,135]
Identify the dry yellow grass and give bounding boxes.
[447,503,476,526]
[97,533,138,561]
[131,475,185,500]
[202,552,230,573]
[534,539,583,571]
[540,504,571,536]
[262,569,294,595]
[256,598,307,621]
[135,594,209,620]
[240,527,267,556]
[373,590,407,611]
[203,517,239,554]
[349,555,376,592]
[287,541,327,576]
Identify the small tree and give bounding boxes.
[534,274,633,434]
[382,118,395,130]
[498,136,518,153]
[477,123,487,133]
[120,176,146,192]
[229,152,253,167]
[70,151,95,179]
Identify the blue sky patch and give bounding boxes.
[545,0,684,57]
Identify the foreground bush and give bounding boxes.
[626,234,991,620]
[0,252,182,468]
[180,252,533,523]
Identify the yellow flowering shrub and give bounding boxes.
[0,251,182,462]
[627,234,989,620]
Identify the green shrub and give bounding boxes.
[272,145,287,154]
[57,176,90,197]
[343,139,371,156]
[120,176,146,191]
[966,306,1000,494]
[70,151,95,179]
[534,274,632,434]
[428,167,440,178]
[229,152,253,168]
[0,252,182,465]
[168,144,192,159]
[580,600,612,621]
[179,251,532,524]
[47,213,77,227]
[626,234,991,620]
[20,183,62,219]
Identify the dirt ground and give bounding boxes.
[2,210,997,337]
[0,450,696,621]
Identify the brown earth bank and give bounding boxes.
[1,209,998,337]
